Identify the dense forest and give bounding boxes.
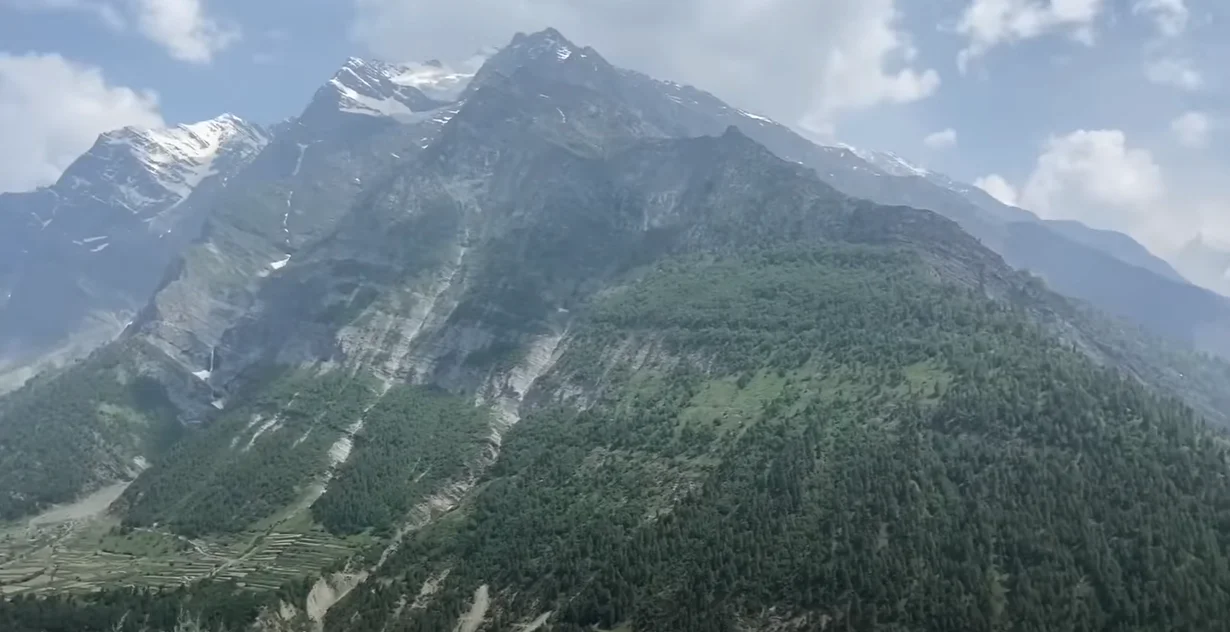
[118,370,378,537]
[326,246,1230,632]
[311,385,491,536]
[0,581,289,632]
[0,341,183,520]
[114,368,494,540]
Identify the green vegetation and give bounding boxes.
[120,370,377,537]
[0,341,181,520]
[0,581,276,632]
[312,385,491,536]
[326,246,1230,632]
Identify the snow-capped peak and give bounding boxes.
[326,53,490,120]
[836,144,930,178]
[99,113,267,201]
[388,53,489,102]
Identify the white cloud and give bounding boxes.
[5,0,237,63]
[0,53,163,193]
[1020,129,1173,245]
[130,0,239,63]
[1144,56,1204,90]
[1133,0,1189,37]
[955,0,1105,72]
[350,0,939,137]
[924,128,958,149]
[4,0,126,30]
[1171,111,1212,148]
[974,174,1019,206]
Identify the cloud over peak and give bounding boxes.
[0,52,163,193]
[350,0,939,137]
[924,128,958,149]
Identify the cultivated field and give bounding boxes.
[0,484,364,595]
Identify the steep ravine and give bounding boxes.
[302,330,567,628]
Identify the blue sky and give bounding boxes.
[1,0,1226,258]
[0,0,353,123]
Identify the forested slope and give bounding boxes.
[329,246,1230,632]
[0,340,197,520]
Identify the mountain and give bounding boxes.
[1174,233,1230,297]
[717,126,1230,360]
[904,162,1188,283]
[2,27,1230,632]
[0,114,269,392]
[131,56,481,387]
[624,58,1225,358]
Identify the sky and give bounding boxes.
[1,0,1227,259]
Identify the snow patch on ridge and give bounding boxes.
[836,143,930,178]
[737,109,774,124]
[291,142,311,177]
[388,53,487,102]
[102,113,266,201]
[331,76,418,119]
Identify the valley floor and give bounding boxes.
[0,485,364,596]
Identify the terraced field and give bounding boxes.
[0,487,365,595]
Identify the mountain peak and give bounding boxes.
[318,53,488,120]
[466,26,616,99]
[512,27,572,46]
[55,113,269,208]
[503,27,584,64]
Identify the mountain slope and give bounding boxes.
[0,337,205,520]
[1,28,1229,632]
[528,57,1230,360]
[132,58,470,389]
[0,114,269,391]
[328,245,1230,632]
[910,167,1186,284]
[0,54,484,527]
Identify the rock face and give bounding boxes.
[132,58,473,387]
[0,114,269,390]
